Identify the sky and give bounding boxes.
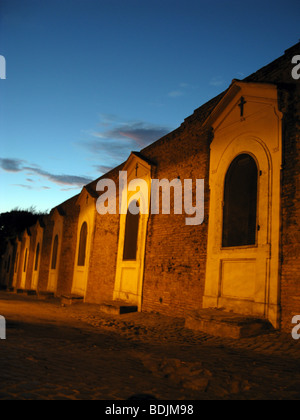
[0,0,299,214]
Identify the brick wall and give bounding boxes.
[2,43,299,332]
[38,218,53,292]
[15,233,27,289]
[245,43,300,331]
[140,111,214,316]
[280,84,300,331]
[56,198,80,296]
[24,225,37,290]
[85,167,122,304]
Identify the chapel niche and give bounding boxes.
[222,154,258,248]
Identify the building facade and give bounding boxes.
[1,43,299,332]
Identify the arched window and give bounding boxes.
[23,249,28,272]
[34,243,40,271]
[78,222,88,266]
[123,201,140,261]
[51,235,59,270]
[222,154,258,248]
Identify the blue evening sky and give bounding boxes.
[0,0,299,213]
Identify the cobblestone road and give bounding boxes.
[0,292,300,400]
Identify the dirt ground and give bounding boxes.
[0,292,300,400]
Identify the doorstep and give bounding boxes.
[185,309,274,339]
[61,294,84,306]
[99,301,138,316]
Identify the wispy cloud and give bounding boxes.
[93,164,114,174]
[11,184,34,190]
[93,120,170,147]
[60,186,83,192]
[11,184,51,191]
[23,166,93,187]
[0,157,93,189]
[80,115,171,167]
[0,158,24,172]
[167,82,199,99]
[209,76,225,87]
[168,90,184,98]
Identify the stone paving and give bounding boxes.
[0,292,300,400]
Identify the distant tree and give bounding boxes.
[0,207,48,256]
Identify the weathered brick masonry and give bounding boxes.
[56,197,80,297]
[38,218,54,292]
[1,43,299,332]
[140,97,220,316]
[85,166,123,304]
[244,44,300,330]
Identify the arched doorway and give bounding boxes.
[114,199,144,306]
[222,154,258,248]
[48,234,60,292]
[77,222,88,267]
[20,248,28,289]
[123,201,140,261]
[203,135,281,325]
[113,155,152,310]
[47,209,64,294]
[72,221,91,296]
[31,242,40,290]
[20,232,30,290]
